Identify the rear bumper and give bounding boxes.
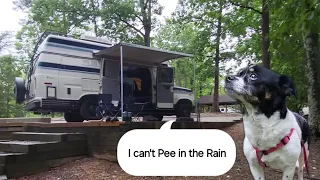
[25,98,79,112]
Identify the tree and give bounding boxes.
[0,56,25,118]
[29,0,91,34]
[261,0,270,69]
[229,0,270,69]
[100,0,163,46]
[87,0,101,36]
[154,20,195,87]
[271,0,320,135]
[212,0,223,112]
[171,0,238,112]
[185,0,234,112]
[13,0,33,10]
[0,31,12,53]
[303,5,320,136]
[154,20,206,93]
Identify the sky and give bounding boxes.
[0,0,26,32]
[0,0,178,33]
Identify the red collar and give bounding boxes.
[252,128,295,167]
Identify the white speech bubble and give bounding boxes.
[117,121,236,176]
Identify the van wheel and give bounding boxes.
[80,99,99,120]
[176,102,192,118]
[64,112,84,122]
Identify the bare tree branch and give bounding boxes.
[229,1,262,14]
[144,0,150,10]
[133,12,144,23]
[115,13,145,36]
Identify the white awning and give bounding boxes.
[94,42,193,65]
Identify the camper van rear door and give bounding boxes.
[156,67,174,109]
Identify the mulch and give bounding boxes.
[13,122,320,180]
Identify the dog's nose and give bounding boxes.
[226,75,236,81]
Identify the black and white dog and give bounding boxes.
[224,65,310,180]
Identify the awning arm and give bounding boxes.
[120,45,124,119]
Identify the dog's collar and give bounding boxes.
[252,128,295,167]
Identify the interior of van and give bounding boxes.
[123,65,152,103]
[101,60,152,104]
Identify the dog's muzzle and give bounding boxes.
[224,75,236,93]
[226,75,236,82]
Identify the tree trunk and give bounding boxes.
[144,31,151,47]
[90,0,99,36]
[139,0,151,47]
[145,0,152,47]
[212,0,222,113]
[199,83,202,96]
[6,86,9,118]
[304,32,320,136]
[261,0,270,69]
[63,0,68,34]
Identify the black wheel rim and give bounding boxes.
[88,104,97,117]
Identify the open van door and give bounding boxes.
[101,59,120,101]
[156,66,174,109]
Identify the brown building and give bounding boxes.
[197,94,240,113]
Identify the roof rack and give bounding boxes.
[32,30,72,53]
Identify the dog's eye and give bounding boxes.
[249,73,258,80]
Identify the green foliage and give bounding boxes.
[0,55,26,117]
[153,19,214,98]
[269,0,320,112]
[100,0,163,45]
[0,31,12,52]
[30,0,91,34]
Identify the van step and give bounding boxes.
[12,132,86,142]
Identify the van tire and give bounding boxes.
[80,99,99,120]
[14,77,26,104]
[64,112,84,122]
[175,101,192,118]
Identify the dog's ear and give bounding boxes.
[278,75,297,97]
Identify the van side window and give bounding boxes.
[32,53,40,74]
[158,68,173,83]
